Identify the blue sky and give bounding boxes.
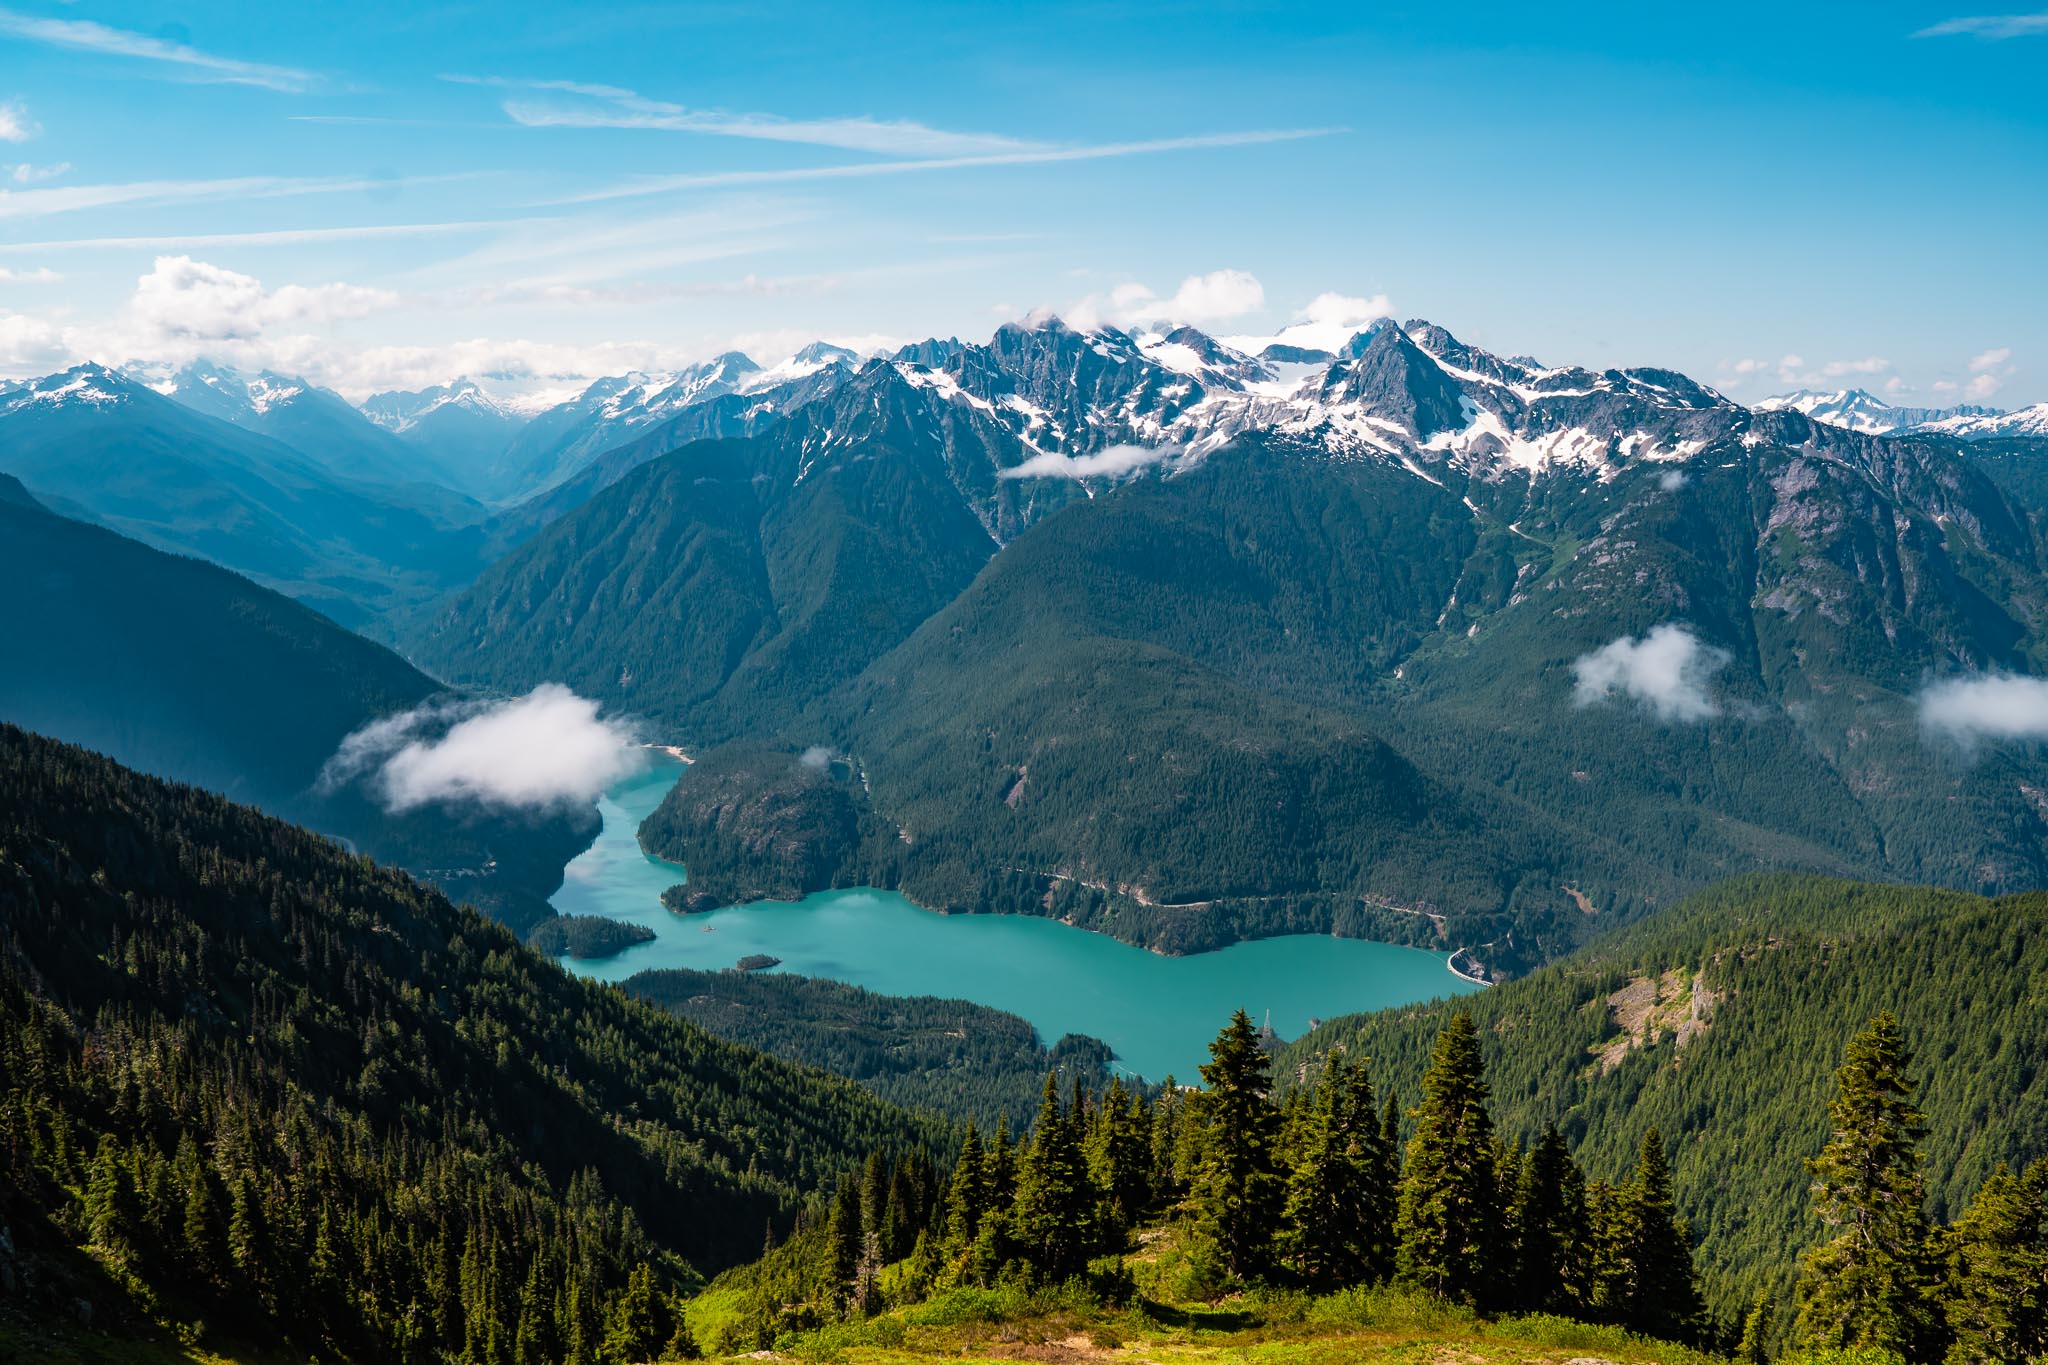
[0,1,2043,405]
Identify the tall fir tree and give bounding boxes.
[1395,1013,1498,1302]
[1515,1125,1591,1316]
[1280,1055,1385,1288]
[1011,1073,1097,1283]
[1941,1159,2048,1365]
[1194,1010,1285,1280]
[1619,1128,1704,1344]
[1794,1013,1940,1362]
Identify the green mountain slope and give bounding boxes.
[0,484,589,929]
[409,408,1001,744]
[1273,873,2048,1323]
[0,725,940,1358]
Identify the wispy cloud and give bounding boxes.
[1914,13,2048,38]
[0,264,59,283]
[0,219,530,253]
[1000,442,1180,480]
[0,98,34,142]
[0,8,319,91]
[10,161,68,183]
[0,171,485,221]
[452,74,1038,156]
[561,128,1344,203]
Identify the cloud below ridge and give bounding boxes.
[323,684,644,813]
[1571,624,1728,722]
[1919,671,2048,747]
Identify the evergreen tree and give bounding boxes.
[1087,1078,1153,1240]
[943,1122,989,1257]
[1941,1159,2048,1365]
[1736,1288,1776,1364]
[1280,1055,1383,1288]
[1194,1010,1285,1280]
[824,1174,863,1307]
[1794,1014,1939,1361]
[1370,1091,1402,1281]
[1395,1013,1498,1302]
[83,1133,135,1258]
[1620,1128,1704,1343]
[1516,1125,1590,1316]
[1011,1073,1097,1283]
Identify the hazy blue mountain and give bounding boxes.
[0,479,590,927]
[0,364,491,627]
[144,359,477,495]
[361,376,535,496]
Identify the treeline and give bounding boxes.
[710,1009,2048,1364]
[0,725,942,1362]
[1275,874,2048,1324]
[709,1010,1707,1351]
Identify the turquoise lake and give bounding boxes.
[552,755,1480,1080]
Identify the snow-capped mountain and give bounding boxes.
[487,348,845,501]
[361,376,524,435]
[123,359,464,491]
[1906,402,2048,442]
[360,377,532,496]
[1755,388,2001,436]
[0,363,136,416]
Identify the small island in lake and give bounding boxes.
[733,954,783,972]
[525,914,657,960]
[662,883,725,915]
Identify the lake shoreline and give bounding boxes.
[557,759,1482,1079]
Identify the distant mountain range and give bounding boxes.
[10,319,2048,976]
[1755,385,2048,441]
[396,316,2048,973]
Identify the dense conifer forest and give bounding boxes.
[620,968,1117,1129]
[698,1010,2046,1365]
[1274,874,2048,1326]
[0,725,942,1361]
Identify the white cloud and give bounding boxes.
[1914,13,2048,39]
[1820,356,1890,378]
[999,442,1178,480]
[1069,268,1266,330]
[0,308,66,368]
[323,685,644,813]
[1970,346,2013,372]
[0,8,317,91]
[1245,291,1397,354]
[1919,672,2048,747]
[0,218,517,253]
[470,77,1036,157]
[1658,470,1689,491]
[9,161,67,183]
[1966,372,2004,401]
[798,745,833,771]
[127,255,397,342]
[0,99,34,142]
[0,265,57,283]
[1571,624,1729,722]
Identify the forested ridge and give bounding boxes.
[696,1010,2046,1365]
[1273,874,2048,1327]
[620,967,1117,1130]
[0,725,943,1361]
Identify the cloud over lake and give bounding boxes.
[324,683,643,812]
